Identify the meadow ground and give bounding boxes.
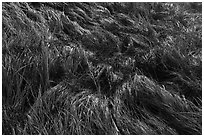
[2,2,202,135]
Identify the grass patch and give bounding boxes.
[2,2,202,135]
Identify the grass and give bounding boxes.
[2,2,202,135]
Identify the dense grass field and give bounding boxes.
[2,2,202,135]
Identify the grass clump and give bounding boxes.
[2,2,202,135]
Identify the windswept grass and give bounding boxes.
[2,2,202,135]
